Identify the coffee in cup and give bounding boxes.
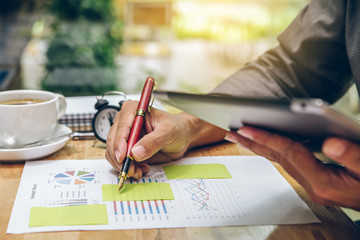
[0,98,46,105]
[0,89,67,148]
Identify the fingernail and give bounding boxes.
[323,139,347,158]
[132,145,146,161]
[115,150,121,163]
[237,128,253,140]
[224,131,248,149]
[224,132,237,143]
[133,172,141,180]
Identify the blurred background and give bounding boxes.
[1,0,309,96]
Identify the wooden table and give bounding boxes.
[1,140,359,240]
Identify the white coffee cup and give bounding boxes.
[0,89,67,148]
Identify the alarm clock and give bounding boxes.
[92,91,126,143]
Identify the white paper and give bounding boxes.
[65,94,165,115]
[7,156,319,234]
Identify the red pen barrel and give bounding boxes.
[126,76,155,157]
[126,116,144,156]
[119,77,155,190]
[137,76,155,111]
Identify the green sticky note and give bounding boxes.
[29,204,108,227]
[102,183,175,201]
[163,164,232,179]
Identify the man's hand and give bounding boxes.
[225,126,360,211]
[105,100,226,179]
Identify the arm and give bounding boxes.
[217,0,360,211]
[106,0,354,183]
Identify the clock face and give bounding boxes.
[92,106,119,142]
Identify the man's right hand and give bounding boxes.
[105,100,226,179]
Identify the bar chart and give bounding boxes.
[108,177,172,222]
[6,158,319,234]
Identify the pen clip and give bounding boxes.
[148,81,157,112]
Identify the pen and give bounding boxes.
[118,76,156,191]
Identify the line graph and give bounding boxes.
[173,178,247,221]
[7,158,320,234]
[179,179,217,211]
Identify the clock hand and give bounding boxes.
[107,112,115,126]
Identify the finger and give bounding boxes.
[106,113,122,163]
[107,122,127,166]
[131,126,174,162]
[234,129,360,203]
[319,164,360,199]
[132,167,143,180]
[137,163,151,175]
[110,101,138,163]
[227,130,360,209]
[226,131,353,207]
[105,148,121,172]
[236,126,325,184]
[127,162,135,178]
[143,151,179,164]
[105,114,119,165]
[322,137,360,177]
[225,131,313,190]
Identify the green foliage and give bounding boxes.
[45,21,123,70]
[47,0,114,21]
[43,0,123,96]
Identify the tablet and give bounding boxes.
[154,90,360,149]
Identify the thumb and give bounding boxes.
[131,131,167,162]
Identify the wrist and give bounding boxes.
[180,112,226,148]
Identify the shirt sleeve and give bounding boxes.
[211,0,353,104]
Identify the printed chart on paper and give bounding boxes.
[7,156,319,234]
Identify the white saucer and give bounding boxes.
[0,124,72,162]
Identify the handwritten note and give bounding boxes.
[29,205,108,227]
[102,183,175,201]
[163,163,232,179]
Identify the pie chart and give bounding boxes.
[53,170,95,185]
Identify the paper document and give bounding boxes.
[7,156,319,234]
[102,183,175,201]
[163,163,232,179]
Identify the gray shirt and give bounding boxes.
[212,0,360,104]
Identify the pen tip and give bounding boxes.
[118,176,125,191]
